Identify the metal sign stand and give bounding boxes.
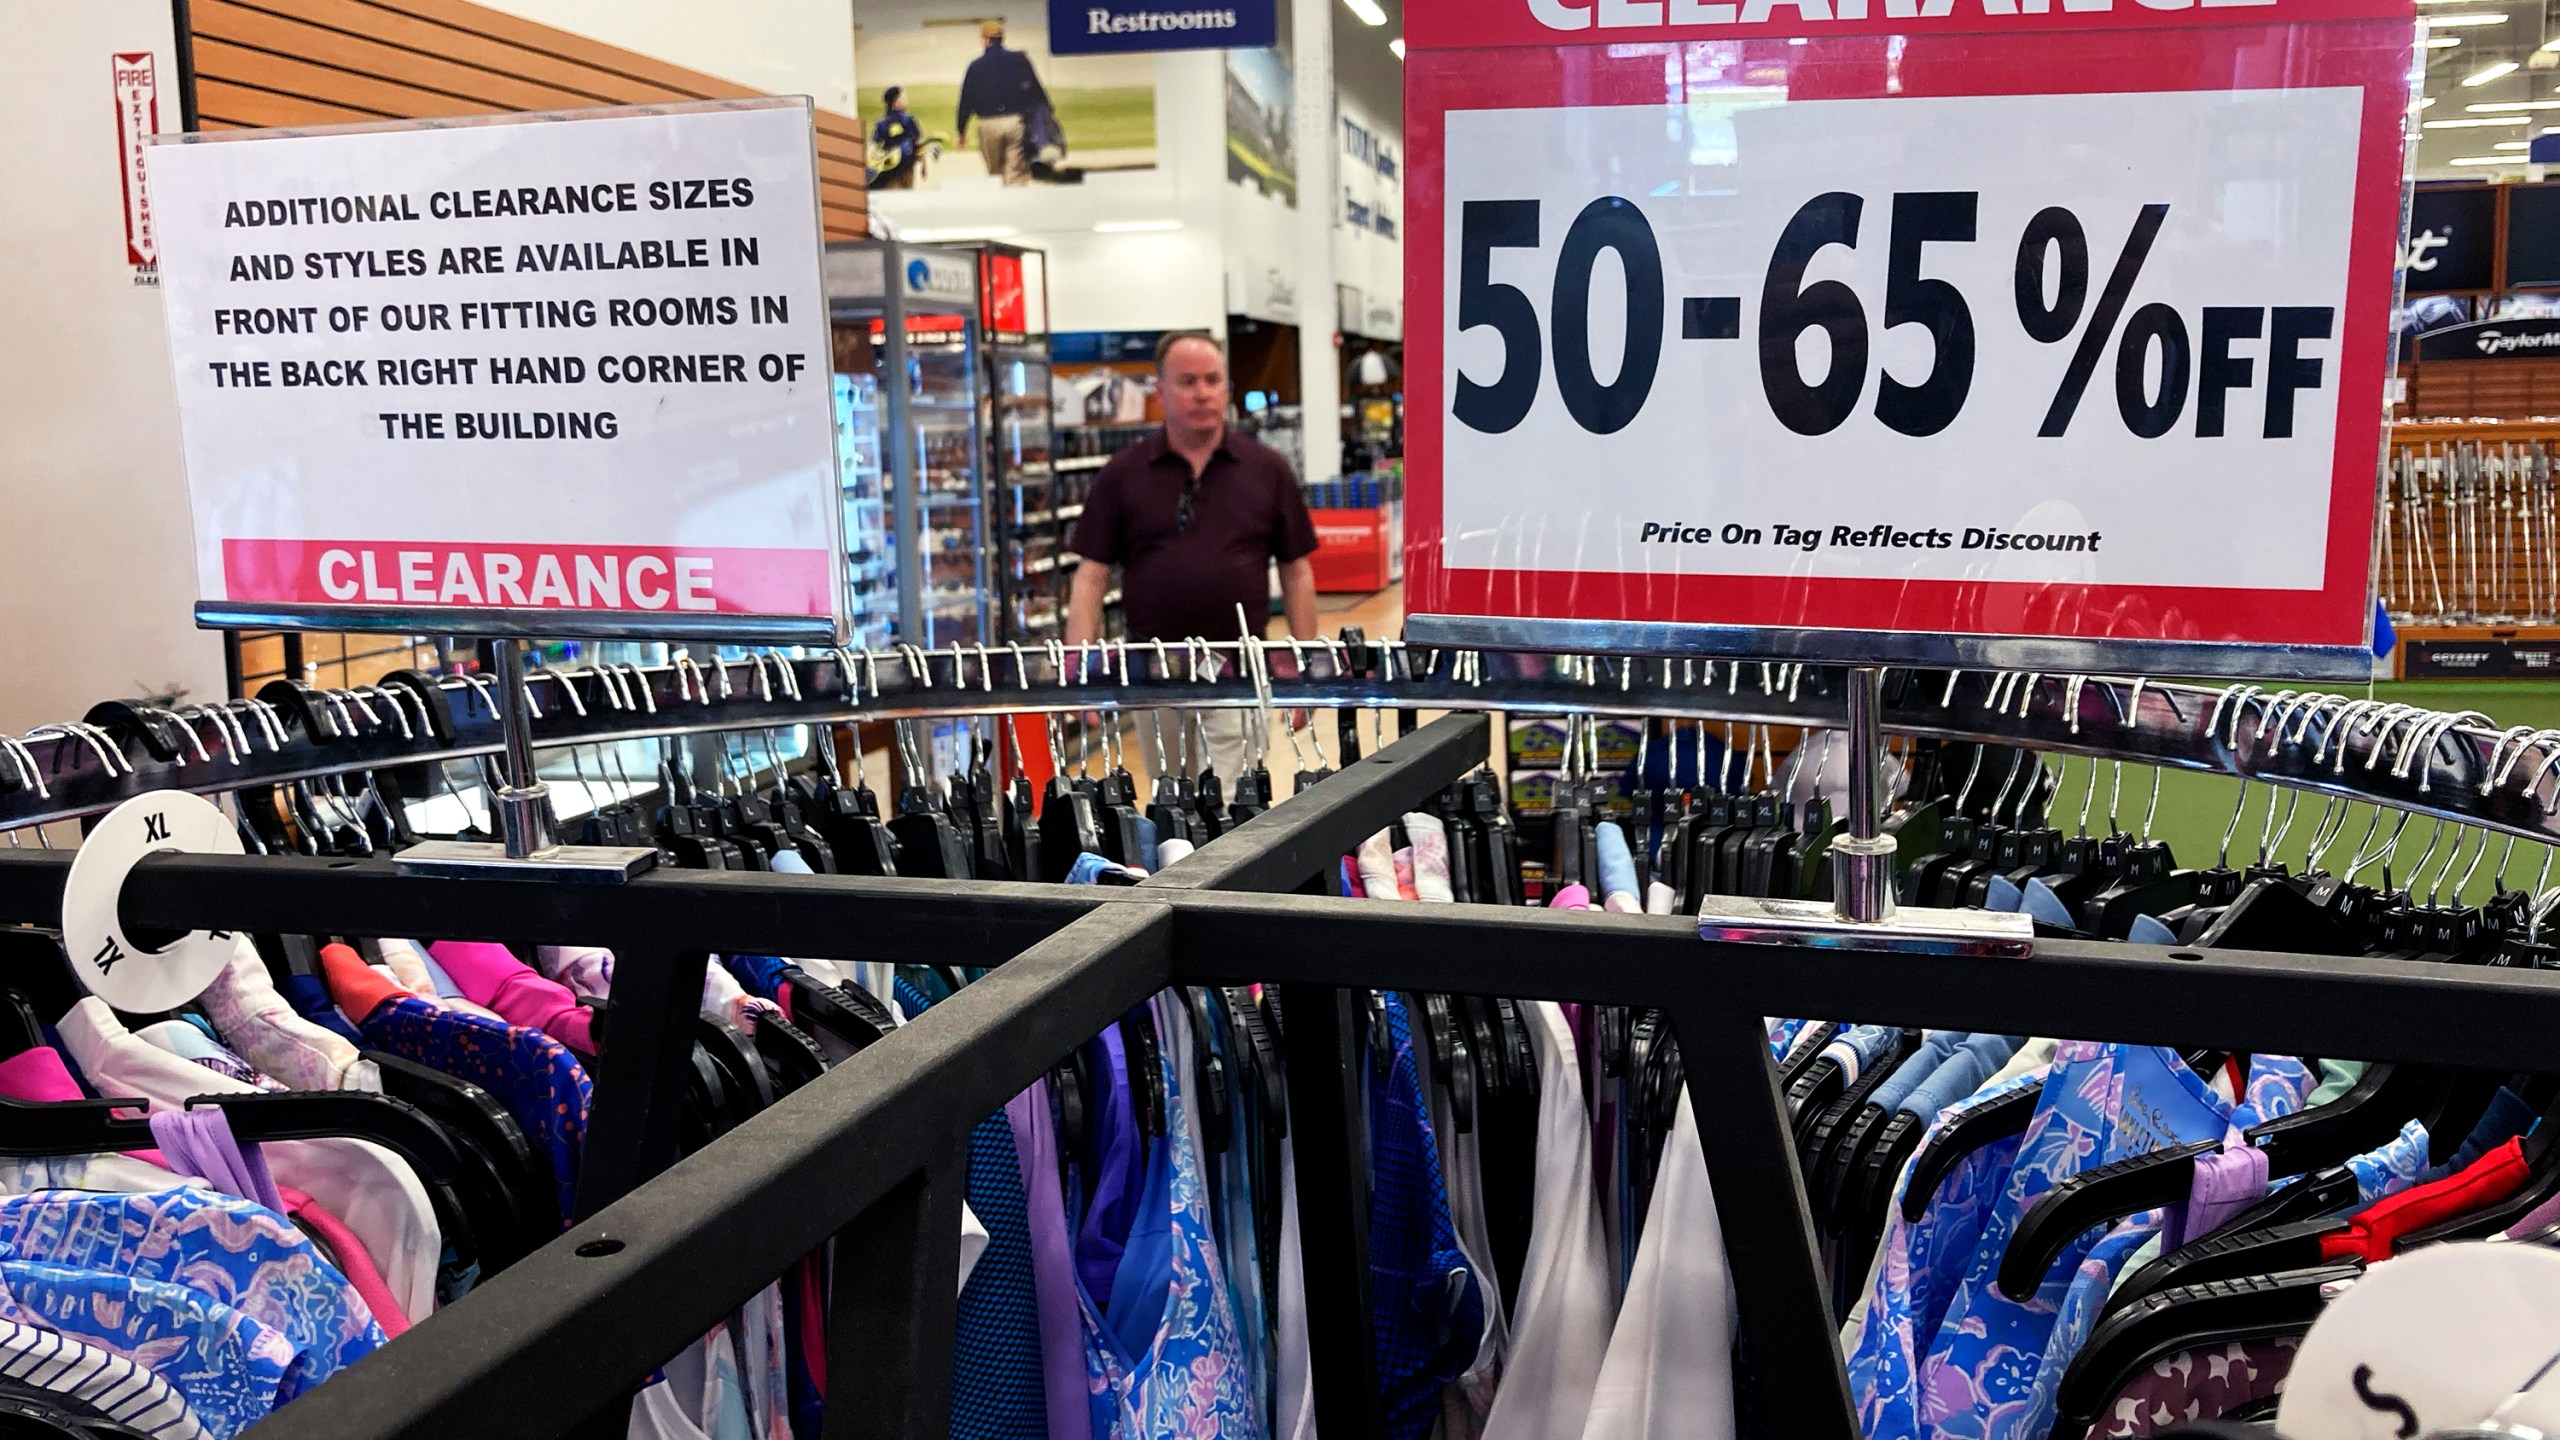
[1695,666,2034,956]
[394,638,659,883]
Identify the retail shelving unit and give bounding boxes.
[966,242,1067,642]
[822,240,993,651]
[832,369,895,650]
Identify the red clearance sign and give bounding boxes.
[1400,1,2416,677]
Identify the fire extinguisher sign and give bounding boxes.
[112,51,160,282]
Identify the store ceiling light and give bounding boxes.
[2450,154,2526,163]
[2467,98,2560,109]
[2428,115,2532,125]
[1390,37,1406,59]
[2497,139,2534,148]
[1340,0,1388,26]
[1093,219,1182,233]
[2425,36,2464,47]
[2466,60,2523,84]
[2429,12,2511,24]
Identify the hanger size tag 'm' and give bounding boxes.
[61,791,244,1012]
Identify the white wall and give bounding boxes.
[0,0,226,738]
[477,0,860,114]
[1334,82,1403,339]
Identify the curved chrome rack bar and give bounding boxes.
[0,639,2544,846]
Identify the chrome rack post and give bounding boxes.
[1696,664,2033,957]
[1834,665,1895,923]
[494,637,559,860]
[394,638,659,882]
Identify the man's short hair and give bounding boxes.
[1156,331,1225,372]
[884,85,904,106]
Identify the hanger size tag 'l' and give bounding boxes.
[61,791,243,1012]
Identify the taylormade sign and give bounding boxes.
[1047,0,1274,52]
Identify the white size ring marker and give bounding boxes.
[61,792,245,1013]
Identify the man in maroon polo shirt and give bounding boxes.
[1067,331,1320,778]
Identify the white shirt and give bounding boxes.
[1578,1087,1738,1440]
[57,998,443,1321]
[1272,1130,1315,1440]
[1484,1000,1616,1440]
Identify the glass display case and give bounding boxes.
[823,241,992,651]
[832,366,895,650]
[967,243,1064,642]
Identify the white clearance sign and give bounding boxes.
[147,100,845,641]
[1401,0,2414,675]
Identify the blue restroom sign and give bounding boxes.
[1047,0,1275,54]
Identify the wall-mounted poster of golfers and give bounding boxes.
[1225,46,1294,205]
[856,8,1156,187]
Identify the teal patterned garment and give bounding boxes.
[1074,995,1262,1440]
[0,1260,292,1440]
[0,1187,383,1398]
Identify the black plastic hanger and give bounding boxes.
[2054,1265,2357,1437]
[2100,1167,2363,1326]
[1902,1085,2040,1221]
[1998,1138,2222,1300]
[808,766,901,876]
[191,1090,463,1185]
[1038,775,1106,881]
[2247,1060,2456,1176]
[1003,770,1039,878]
[1419,993,1475,1134]
[1467,775,1520,907]
[1177,988,1230,1153]
[0,992,46,1060]
[781,972,890,1062]
[1123,1005,1167,1139]
[889,783,974,879]
[697,1018,777,1120]
[367,1050,548,1266]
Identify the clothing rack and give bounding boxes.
[0,643,2553,844]
[0,713,2556,1440]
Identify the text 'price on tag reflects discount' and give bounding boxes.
[1402,3,2417,676]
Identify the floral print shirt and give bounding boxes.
[0,1187,384,1404]
[1912,1046,2309,1440]
[1074,994,1262,1440]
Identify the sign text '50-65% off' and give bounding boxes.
[1453,191,2339,442]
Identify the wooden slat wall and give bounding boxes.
[188,0,867,239]
[2397,359,2560,424]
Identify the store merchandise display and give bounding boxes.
[0,646,2553,1438]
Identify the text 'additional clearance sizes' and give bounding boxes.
[1452,191,2338,444]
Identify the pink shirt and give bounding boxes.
[0,1047,171,1171]
[427,942,598,1055]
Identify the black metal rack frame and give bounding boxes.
[2,713,2558,1440]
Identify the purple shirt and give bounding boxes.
[1069,427,1317,642]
